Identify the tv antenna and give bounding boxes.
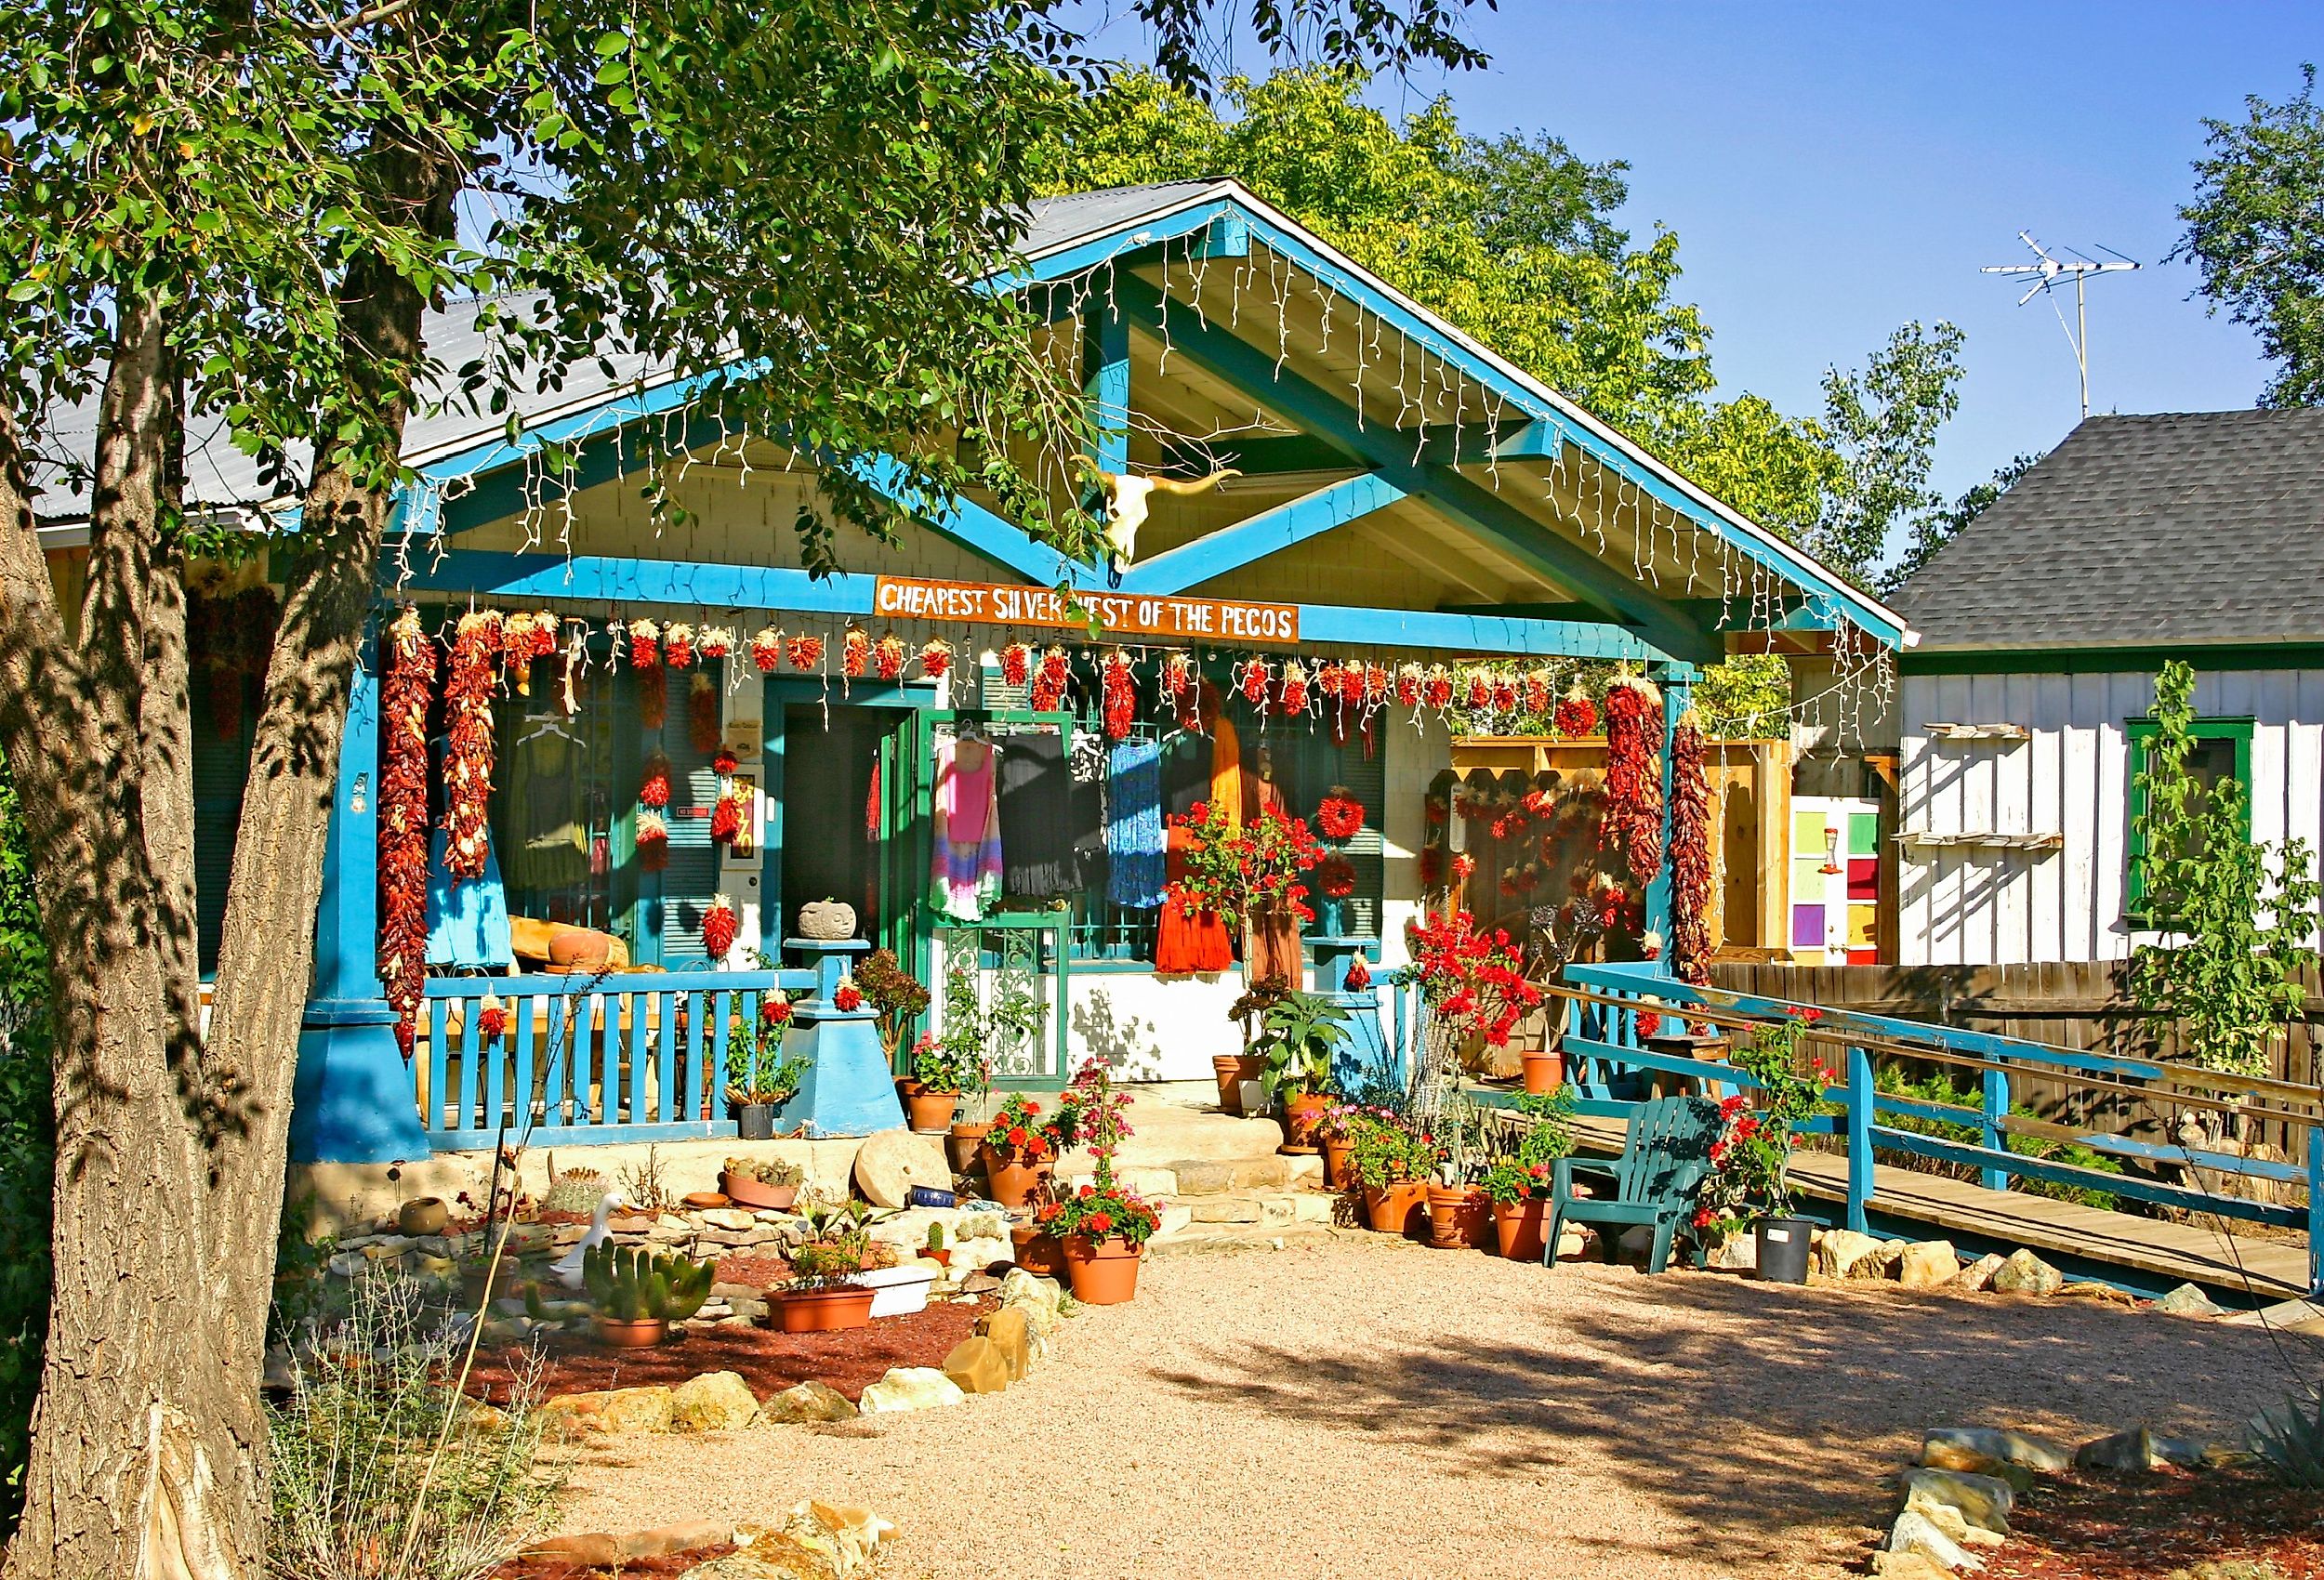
[1982,231,2141,420]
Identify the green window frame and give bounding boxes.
[2125,713,2253,922]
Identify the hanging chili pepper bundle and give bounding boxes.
[1423,665,1454,711]
[841,625,870,678]
[750,625,784,672]
[499,612,548,695]
[1314,788,1365,843]
[919,638,953,680]
[664,622,697,669]
[1277,659,1311,717]
[635,810,670,870]
[377,606,435,1057]
[1462,668,1492,711]
[1523,668,1553,717]
[1554,679,1599,738]
[1365,662,1393,705]
[1313,660,1348,713]
[1030,647,1071,712]
[1160,650,1195,704]
[873,633,907,681]
[1001,641,1033,689]
[786,633,824,672]
[627,619,662,670]
[1345,955,1372,991]
[702,896,738,960]
[1395,663,1424,709]
[639,665,667,731]
[477,994,509,1046]
[639,751,673,810]
[1419,844,1445,889]
[711,790,744,845]
[698,625,735,661]
[1237,655,1273,708]
[1668,705,1713,987]
[1491,673,1520,715]
[441,610,501,881]
[1101,650,1137,740]
[1601,672,1665,892]
[712,746,739,777]
[688,672,720,752]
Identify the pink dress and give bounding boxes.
[931,739,1003,920]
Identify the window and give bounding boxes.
[2125,714,2252,921]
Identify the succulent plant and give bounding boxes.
[541,1165,607,1216]
[723,1156,804,1188]
[2249,1388,2324,1487]
[924,1222,944,1251]
[581,1243,715,1323]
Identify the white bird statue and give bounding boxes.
[552,1189,635,1290]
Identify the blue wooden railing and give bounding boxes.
[415,966,815,1151]
[1552,960,2324,1298]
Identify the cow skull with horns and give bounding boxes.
[1084,465,1241,586]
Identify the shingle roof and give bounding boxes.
[1889,408,2324,651]
[1020,181,1228,259]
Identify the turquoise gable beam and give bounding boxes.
[1112,275,1718,664]
[384,550,1656,661]
[844,455,1091,588]
[1083,298,1131,479]
[998,197,1242,294]
[1116,472,1406,595]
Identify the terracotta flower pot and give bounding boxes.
[979,1144,1041,1208]
[947,1122,992,1174]
[1010,1223,1065,1279]
[1280,1091,1330,1154]
[1426,1185,1491,1250]
[1520,1050,1565,1096]
[1362,1180,1428,1237]
[906,1088,959,1134]
[396,1197,450,1237]
[592,1315,667,1349]
[1492,1197,1549,1261]
[925,1248,952,1268]
[719,1170,799,1212]
[1321,1136,1354,1191]
[772,1284,875,1333]
[1212,1054,1266,1114]
[1062,1234,1144,1305]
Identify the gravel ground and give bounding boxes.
[550,1233,2303,1579]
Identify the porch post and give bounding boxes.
[290,627,432,1163]
[1643,660,1698,972]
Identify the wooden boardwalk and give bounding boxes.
[1565,1113,2312,1300]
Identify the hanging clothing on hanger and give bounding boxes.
[1105,738,1166,910]
[506,729,588,893]
[930,735,1002,920]
[1156,823,1233,974]
[1209,707,1244,831]
[997,728,1077,897]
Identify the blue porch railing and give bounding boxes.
[415,966,815,1151]
[1548,960,2324,1298]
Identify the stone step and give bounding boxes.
[1055,1152,1323,1198]
[1150,1190,1340,1241]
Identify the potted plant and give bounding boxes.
[772,1202,878,1332]
[978,1093,1056,1209]
[922,1222,950,1269]
[1253,991,1350,1152]
[1401,910,1545,1073]
[858,947,931,1066]
[905,1033,963,1134]
[1348,1110,1433,1237]
[725,990,806,1139]
[1479,1087,1578,1259]
[1695,1008,1829,1284]
[1519,1047,1565,1097]
[1041,1059,1163,1304]
[719,1155,803,1211]
[1316,1101,1362,1190]
[581,1242,714,1348]
[935,946,998,1168]
[1220,977,1290,1116]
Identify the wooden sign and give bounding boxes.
[872,575,1300,646]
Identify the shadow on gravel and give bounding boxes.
[1149,1268,2293,1550]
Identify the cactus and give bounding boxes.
[581,1242,716,1323]
[924,1222,945,1251]
[542,1165,607,1216]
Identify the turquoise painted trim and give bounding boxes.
[1083,299,1131,481]
[1905,643,2324,676]
[1110,274,1709,664]
[414,364,751,488]
[1643,662,1697,955]
[850,454,1089,586]
[997,196,1241,292]
[1116,472,1406,594]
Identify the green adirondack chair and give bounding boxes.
[1544,1095,1723,1275]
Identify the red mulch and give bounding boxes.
[491,1542,734,1580]
[1986,1468,2324,1579]
[462,1297,986,1406]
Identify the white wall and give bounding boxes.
[1896,667,2324,965]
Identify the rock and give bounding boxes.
[538,1385,675,1436]
[1155,1205,1195,1239]
[1816,1229,1883,1279]
[670,1371,761,1432]
[856,1366,966,1415]
[1990,1249,2063,1297]
[2074,1425,2165,1472]
[1897,1489,1982,1549]
[700,1208,759,1232]
[682,1500,892,1580]
[1884,1509,1984,1573]
[1922,1427,2073,1474]
[1870,1552,1956,1580]
[2155,1283,2225,1319]
[761,1380,857,1425]
[1707,1232,1758,1271]
[1872,1239,1908,1277]
[1897,1241,1960,1289]
[1950,1254,2005,1293]
[998,1270,1065,1336]
[621,1521,734,1559]
[2152,1435,2211,1468]
[941,1336,1009,1395]
[976,1307,1032,1379]
[953,1235,1010,1272]
[958,1271,1004,1297]
[1899,1468,2013,1537]
[326,1253,368,1279]
[2058,1280,2134,1306]
[525,1534,625,1568]
[852,1129,952,1209]
[1190,1198,1262,1223]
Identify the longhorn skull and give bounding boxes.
[1090,467,1240,585]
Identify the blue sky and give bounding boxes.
[1065,2,2317,504]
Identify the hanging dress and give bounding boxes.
[1156,731,1233,975]
[1105,738,1167,910]
[930,737,1003,920]
[1242,772,1303,988]
[997,729,1077,897]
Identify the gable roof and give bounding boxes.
[1891,408,2324,652]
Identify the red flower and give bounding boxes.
[1008,1126,1029,1149]
[833,982,863,1013]
[1088,1211,1114,1235]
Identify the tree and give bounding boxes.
[1886,450,2041,592]
[1811,321,1967,586]
[2175,64,2324,408]
[0,8,1503,1577]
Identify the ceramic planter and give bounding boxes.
[1519,1050,1565,1096]
[1062,1234,1143,1305]
[719,1170,799,1211]
[1010,1223,1065,1279]
[1320,1136,1354,1191]
[1280,1091,1331,1154]
[592,1315,667,1349]
[1753,1216,1814,1284]
[1425,1185,1491,1249]
[771,1284,875,1333]
[1212,1053,1268,1114]
[855,1263,939,1318]
[947,1121,992,1174]
[396,1196,451,1237]
[1491,1197,1549,1261]
[1362,1179,1428,1237]
[734,1102,776,1141]
[981,1144,1041,1208]
[905,1088,959,1134]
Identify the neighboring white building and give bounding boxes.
[1886,409,2324,966]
